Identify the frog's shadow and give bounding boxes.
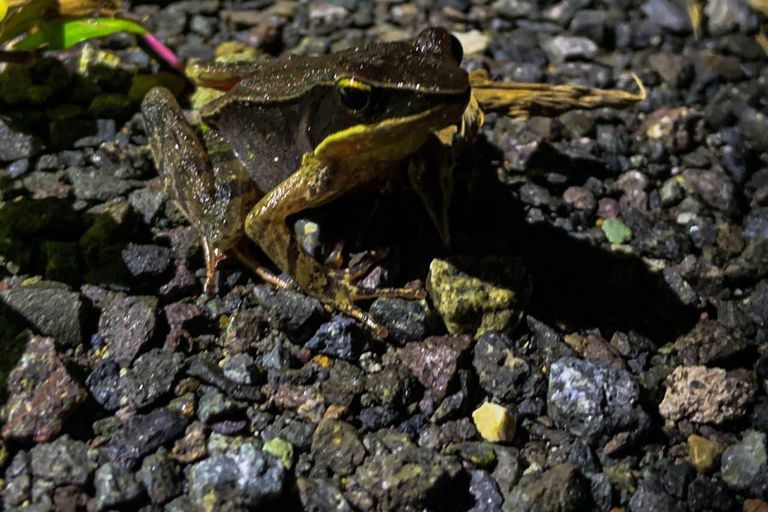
[316,138,697,345]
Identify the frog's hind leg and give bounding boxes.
[245,154,423,338]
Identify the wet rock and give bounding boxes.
[138,448,182,505]
[472,402,516,443]
[629,473,685,512]
[188,443,284,508]
[102,408,188,467]
[118,349,184,409]
[187,356,264,402]
[254,284,325,342]
[363,363,418,411]
[97,291,158,367]
[1,335,87,442]
[305,314,366,361]
[30,435,89,486]
[297,478,354,512]
[542,36,598,63]
[369,297,427,346]
[547,357,648,446]
[0,117,44,161]
[86,359,121,411]
[197,388,244,424]
[92,463,143,511]
[563,186,596,212]
[688,435,725,473]
[649,53,693,88]
[473,332,531,401]
[466,469,503,512]
[641,0,691,32]
[121,243,174,279]
[681,168,736,215]
[397,335,471,402]
[747,281,768,327]
[674,319,749,366]
[311,419,366,476]
[354,445,463,510]
[67,166,135,202]
[705,0,758,35]
[427,256,531,337]
[503,463,590,512]
[721,431,768,496]
[320,360,365,408]
[0,282,83,346]
[659,366,755,423]
[687,476,735,512]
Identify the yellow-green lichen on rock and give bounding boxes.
[426,256,531,337]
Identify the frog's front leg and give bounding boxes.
[244,154,424,338]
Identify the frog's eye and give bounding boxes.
[338,78,372,112]
[449,34,463,64]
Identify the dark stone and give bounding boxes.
[721,431,768,496]
[102,408,188,468]
[629,474,685,512]
[121,243,174,279]
[187,356,264,402]
[93,463,143,511]
[97,291,158,367]
[297,478,354,512]
[547,357,649,446]
[30,435,89,486]
[0,116,44,161]
[398,335,472,402]
[320,360,365,408]
[641,0,691,33]
[254,285,325,342]
[687,476,735,512]
[138,448,182,505]
[68,166,135,202]
[188,443,284,508]
[1,335,87,442]
[747,281,768,327]
[0,282,83,346]
[118,349,184,409]
[467,470,503,512]
[369,298,428,346]
[86,359,122,411]
[473,332,531,401]
[305,314,366,360]
[674,319,749,365]
[503,464,590,512]
[311,419,366,476]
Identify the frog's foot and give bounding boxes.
[231,245,295,290]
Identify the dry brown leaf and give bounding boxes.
[468,68,645,120]
[747,0,768,16]
[687,0,702,39]
[757,32,768,56]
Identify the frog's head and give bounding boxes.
[312,27,471,165]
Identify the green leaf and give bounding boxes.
[0,0,8,23]
[602,218,632,244]
[13,17,147,50]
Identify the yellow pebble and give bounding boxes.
[472,402,516,443]
[688,434,725,473]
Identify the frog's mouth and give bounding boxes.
[314,93,469,165]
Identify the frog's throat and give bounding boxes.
[313,103,465,165]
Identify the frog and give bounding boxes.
[141,28,472,338]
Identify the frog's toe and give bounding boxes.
[350,285,426,301]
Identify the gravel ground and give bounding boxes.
[1,0,768,511]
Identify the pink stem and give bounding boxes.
[141,34,184,72]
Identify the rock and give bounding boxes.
[472,403,516,443]
[721,431,768,496]
[138,448,182,505]
[674,319,749,366]
[0,282,83,346]
[0,117,44,161]
[305,314,366,361]
[92,463,143,511]
[659,366,755,424]
[542,36,598,63]
[681,168,736,214]
[688,435,725,473]
[52,119,117,149]
[503,463,590,512]
[102,408,188,467]
[547,357,648,446]
[687,476,735,512]
[67,166,135,202]
[369,298,427,346]
[254,285,325,342]
[705,0,759,35]
[747,281,768,327]
[263,438,293,469]
[427,256,531,337]
[311,419,366,476]
[121,243,174,279]
[466,470,504,512]
[197,388,244,424]
[97,291,158,367]
[187,356,264,402]
[563,186,596,212]
[641,0,691,33]
[649,53,693,88]
[320,360,365,408]
[1,335,87,442]
[188,443,285,508]
[118,349,184,409]
[397,335,472,402]
[354,445,463,510]
[30,435,89,486]
[629,474,685,512]
[453,30,490,55]
[86,359,121,411]
[297,478,354,512]
[473,333,531,401]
